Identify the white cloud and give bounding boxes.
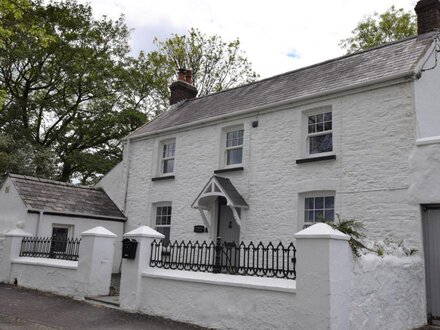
[77,0,418,78]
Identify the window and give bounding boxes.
[304,195,334,226]
[161,140,175,174]
[155,205,172,244]
[225,128,244,166]
[307,111,332,154]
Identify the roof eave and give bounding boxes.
[27,209,127,222]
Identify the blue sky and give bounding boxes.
[78,0,417,78]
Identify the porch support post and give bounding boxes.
[294,223,352,330]
[0,229,32,283]
[119,226,164,312]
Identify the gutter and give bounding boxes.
[125,71,415,142]
[27,209,127,223]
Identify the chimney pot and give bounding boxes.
[185,70,193,84]
[169,69,198,105]
[177,68,186,81]
[415,0,440,35]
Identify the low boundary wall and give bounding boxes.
[0,227,117,299]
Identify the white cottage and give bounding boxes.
[0,174,126,273]
[100,0,440,323]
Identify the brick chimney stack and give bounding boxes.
[415,0,440,35]
[169,68,198,105]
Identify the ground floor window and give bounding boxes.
[155,204,172,244]
[304,195,335,227]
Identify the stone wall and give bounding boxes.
[350,253,426,329]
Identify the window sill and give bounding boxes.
[151,175,175,182]
[296,155,336,164]
[214,167,244,174]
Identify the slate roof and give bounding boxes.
[214,176,248,207]
[8,174,126,220]
[128,36,433,139]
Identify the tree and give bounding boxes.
[340,6,417,54]
[149,28,259,99]
[0,2,259,184]
[0,0,153,183]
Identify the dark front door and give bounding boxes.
[51,227,69,253]
[423,207,440,325]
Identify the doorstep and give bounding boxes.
[85,295,120,309]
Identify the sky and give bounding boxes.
[77,0,418,79]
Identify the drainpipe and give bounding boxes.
[123,139,131,214]
[36,211,44,236]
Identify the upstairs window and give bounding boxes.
[307,111,332,154]
[225,128,244,166]
[161,140,176,174]
[155,204,172,244]
[304,195,334,226]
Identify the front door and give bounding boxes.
[217,197,240,245]
[423,207,440,325]
[216,197,240,270]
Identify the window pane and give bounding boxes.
[316,113,323,123]
[324,112,332,121]
[315,197,324,209]
[309,134,332,154]
[315,210,324,222]
[325,210,334,221]
[317,123,323,132]
[308,115,316,125]
[324,122,332,131]
[308,124,315,133]
[305,197,314,210]
[163,159,174,173]
[325,196,334,208]
[227,148,242,165]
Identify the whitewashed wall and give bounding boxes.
[95,162,125,211]
[350,253,426,329]
[124,81,422,249]
[0,178,28,235]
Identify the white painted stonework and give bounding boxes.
[124,81,423,250]
[350,254,426,330]
[95,161,125,211]
[1,227,117,299]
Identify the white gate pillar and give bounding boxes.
[0,229,32,283]
[119,226,164,312]
[295,223,352,330]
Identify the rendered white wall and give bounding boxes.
[408,143,440,204]
[414,41,440,139]
[350,253,426,329]
[33,213,123,273]
[10,260,78,296]
[95,161,125,211]
[0,178,28,235]
[124,81,422,249]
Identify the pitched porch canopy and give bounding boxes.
[191,176,248,233]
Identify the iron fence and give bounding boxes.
[19,237,81,261]
[150,238,296,279]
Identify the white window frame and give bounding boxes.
[298,191,335,230]
[221,125,244,168]
[152,202,172,244]
[51,224,74,238]
[159,139,176,176]
[302,107,334,158]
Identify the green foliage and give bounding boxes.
[340,6,417,54]
[149,28,259,98]
[0,0,149,183]
[0,2,258,184]
[326,215,367,257]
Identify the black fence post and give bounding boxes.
[213,237,222,273]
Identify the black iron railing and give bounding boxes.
[19,237,81,261]
[150,238,296,279]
